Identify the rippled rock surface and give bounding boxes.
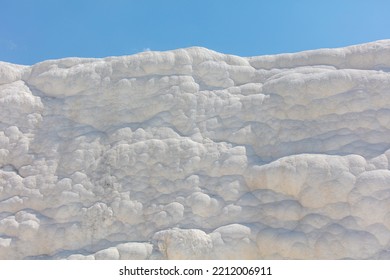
[1,40,390,259]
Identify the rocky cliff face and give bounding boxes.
[1,40,390,259]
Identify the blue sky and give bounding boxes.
[1,0,390,65]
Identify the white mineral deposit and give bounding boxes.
[1,40,390,259]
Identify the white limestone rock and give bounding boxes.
[1,40,390,259]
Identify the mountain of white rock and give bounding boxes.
[1,40,390,259]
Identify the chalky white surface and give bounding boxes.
[1,40,390,259]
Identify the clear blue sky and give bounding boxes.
[1,0,390,65]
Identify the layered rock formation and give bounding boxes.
[1,40,390,259]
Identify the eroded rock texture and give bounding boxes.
[1,40,390,259]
